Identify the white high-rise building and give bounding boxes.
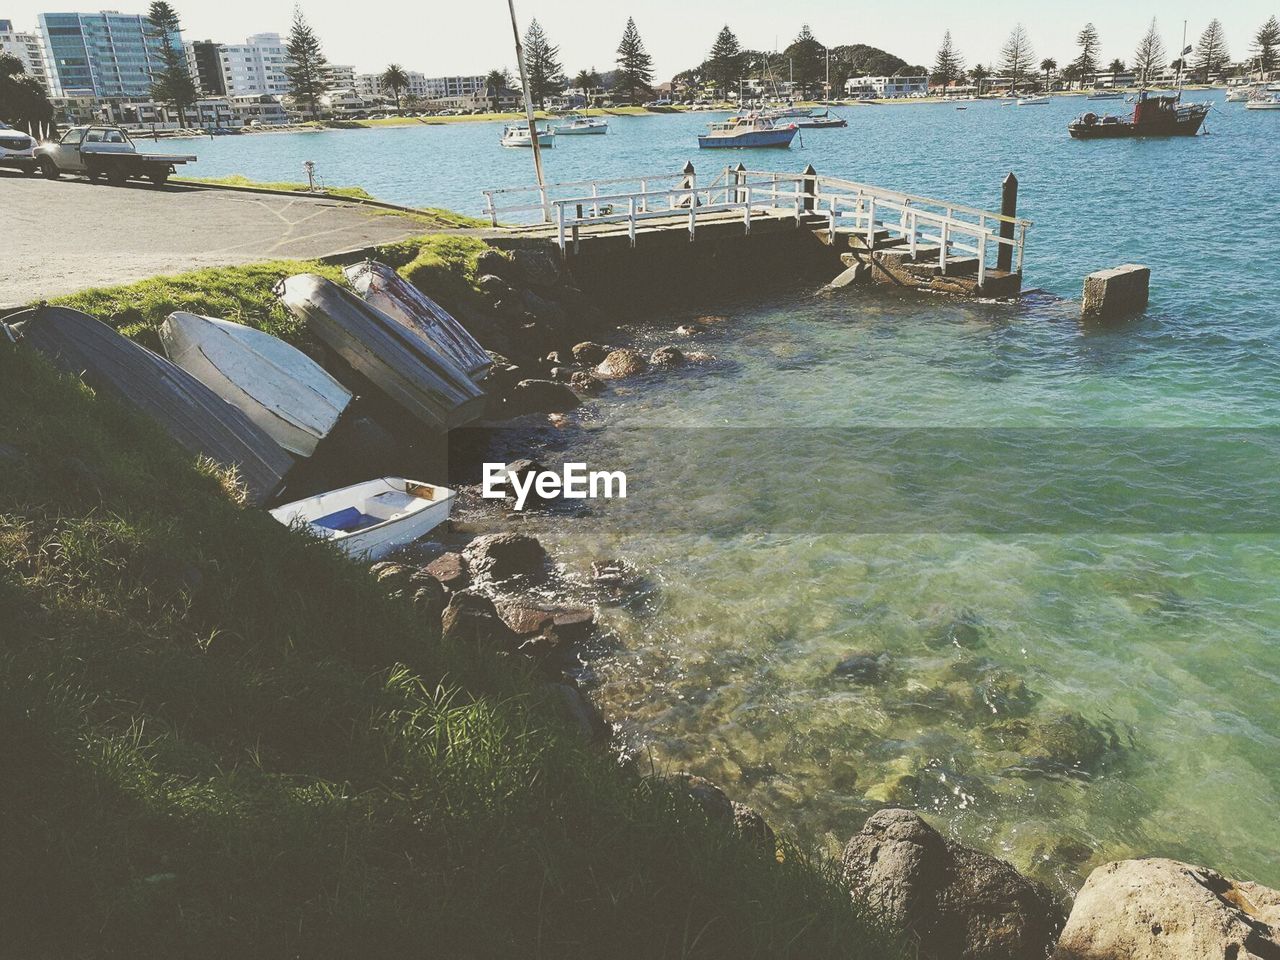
[217,32,291,97]
[0,19,51,90]
[355,70,433,100]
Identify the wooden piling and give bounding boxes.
[998,172,1018,273]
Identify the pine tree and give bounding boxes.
[969,62,989,96]
[1133,18,1166,85]
[708,25,742,99]
[1073,23,1100,82]
[1000,24,1035,94]
[932,30,964,88]
[147,1,197,128]
[785,24,825,98]
[523,19,564,108]
[1194,19,1230,81]
[1254,16,1280,74]
[285,6,327,120]
[615,17,654,103]
[484,68,512,111]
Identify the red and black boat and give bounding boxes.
[1068,90,1210,139]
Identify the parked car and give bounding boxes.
[34,125,195,186]
[0,122,38,175]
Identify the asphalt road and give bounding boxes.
[0,172,431,307]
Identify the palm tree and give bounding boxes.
[380,63,409,113]
[484,68,512,113]
[1040,57,1057,90]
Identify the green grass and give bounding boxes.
[0,333,905,958]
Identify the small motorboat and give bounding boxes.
[552,113,608,135]
[1244,94,1280,110]
[159,312,352,458]
[1068,91,1210,139]
[1087,89,1125,100]
[278,274,486,432]
[1017,95,1050,106]
[10,305,294,505]
[793,109,847,128]
[344,261,492,381]
[500,124,554,148]
[270,477,454,561]
[698,113,798,149]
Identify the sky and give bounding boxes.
[4,0,1275,78]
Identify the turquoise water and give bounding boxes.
[183,96,1280,888]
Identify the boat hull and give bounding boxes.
[159,312,352,458]
[344,261,492,380]
[279,275,486,432]
[1068,114,1207,138]
[12,306,294,505]
[1244,101,1280,110]
[553,125,608,135]
[270,477,454,561]
[698,128,798,148]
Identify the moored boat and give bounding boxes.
[278,274,486,432]
[1068,91,1210,139]
[270,477,454,560]
[1244,94,1280,110]
[1017,95,1050,106]
[500,124,554,148]
[10,305,294,505]
[344,261,492,381]
[698,113,798,149]
[159,311,352,458]
[1087,89,1125,100]
[552,113,608,135]
[792,109,847,128]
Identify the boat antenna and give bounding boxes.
[507,0,549,222]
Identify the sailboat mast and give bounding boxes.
[1177,20,1187,99]
[508,0,549,222]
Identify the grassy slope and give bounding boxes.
[2,262,904,958]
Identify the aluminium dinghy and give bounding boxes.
[278,274,486,432]
[344,261,492,381]
[10,306,294,506]
[270,477,454,560]
[159,312,353,458]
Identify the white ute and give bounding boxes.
[34,125,195,186]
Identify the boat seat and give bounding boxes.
[312,506,381,532]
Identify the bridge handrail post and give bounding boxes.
[866,197,876,248]
[744,185,752,234]
[978,236,987,289]
[556,203,566,253]
[628,196,636,248]
[591,182,600,218]
[909,210,918,259]
[640,179,647,214]
[1016,223,1027,274]
[940,221,949,275]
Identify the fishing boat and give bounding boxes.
[1017,95,1050,106]
[344,261,492,381]
[278,274,486,432]
[9,305,293,505]
[270,477,455,561]
[500,124,554,148]
[158,312,352,458]
[1087,89,1125,100]
[1245,95,1280,110]
[793,109,847,128]
[552,113,608,135]
[1068,90,1210,139]
[698,113,798,149]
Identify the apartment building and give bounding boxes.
[0,19,52,89]
[38,10,178,98]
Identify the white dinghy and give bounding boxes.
[159,312,353,458]
[344,261,493,381]
[270,477,455,561]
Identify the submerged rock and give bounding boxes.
[989,710,1119,779]
[462,532,549,585]
[1054,859,1280,960]
[507,378,581,415]
[833,651,889,684]
[568,371,605,396]
[649,345,687,369]
[841,809,1064,960]
[594,348,649,380]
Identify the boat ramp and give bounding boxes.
[481,164,1031,299]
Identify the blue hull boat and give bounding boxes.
[698,114,799,149]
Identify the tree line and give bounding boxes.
[933,15,1280,94]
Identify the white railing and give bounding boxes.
[480,167,1033,290]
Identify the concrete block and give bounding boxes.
[826,264,869,290]
[1082,264,1150,321]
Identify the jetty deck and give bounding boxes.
[483,166,1031,299]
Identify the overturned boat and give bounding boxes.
[159,312,353,458]
[270,477,454,560]
[10,306,294,505]
[278,274,486,431]
[343,261,492,381]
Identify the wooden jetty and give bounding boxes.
[482,164,1032,299]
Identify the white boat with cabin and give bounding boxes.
[159,312,352,458]
[1245,94,1280,110]
[270,477,455,560]
[1017,95,1050,106]
[500,123,555,148]
[552,113,608,135]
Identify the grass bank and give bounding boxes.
[4,248,906,958]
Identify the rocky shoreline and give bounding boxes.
[361,240,1280,959]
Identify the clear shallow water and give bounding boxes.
[184,96,1280,887]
